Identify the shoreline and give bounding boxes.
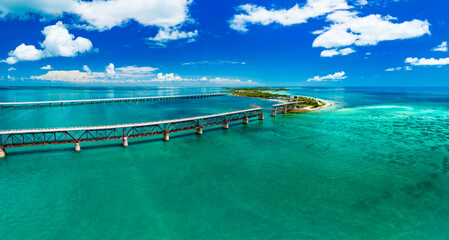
[289,101,334,112]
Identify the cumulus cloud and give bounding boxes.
[8,67,16,71]
[307,71,347,82]
[31,70,93,83]
[41,65,52,70]
[3,21,92,64]
[230,1,430,56]
[321,47,355,57]
[41,21,92,57]
[148,74,254,85]
[31,64,162,83]
[0,0,195,44]
[0,0,192,31]
[432,41,448,52]
[405,57,449,66]
[4,44,43,64]
[230,0,351,32]
[105,63,116,77]
[30,64,254,85]
[115,66,159,79]
[313,11,430,49]
[148,27,198,45]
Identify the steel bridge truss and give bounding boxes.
[0,108,263,150]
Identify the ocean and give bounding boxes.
[1,86,448,239]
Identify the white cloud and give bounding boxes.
[313,11,430,49]
[386,67,398,71]
[116,66,158,74]
[405,57,449,66]
[0,0,192,31]
[152,73,184,82]
[385,67,407,72]
[41,65,52,70]
[41,21,92,57]
[148,74,254,85]
[4,44,43,64]
[31,70,94,83]
[181,60,246,66]
[4,21,92,64]
[230,0,351,32]
[31,64,160,83]
[29,64,254,85]
[230,1,429,56]
[1,0,194,44]
[105,63,116,77]
[115,66,158,79]
[148,27,198,46]
[8,67,16,71]
[321,47,355,57]
[432,41,448,52]
[307,71,347,82]
[83,65,92,75]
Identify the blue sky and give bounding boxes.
[0,0,448,87]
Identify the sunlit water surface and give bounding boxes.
[1,86,448,240]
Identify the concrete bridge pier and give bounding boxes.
[196,127,203,135]
[163,133,170,141]
[223,122,229,129]
[243,117,249,124]
[122,137,128,147]
[0,148,5,158]
[259,114,264,120]
[271,111,277,117]
[282,108,287,114]
[75,142,81,152]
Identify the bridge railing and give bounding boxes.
[0,108,263,156]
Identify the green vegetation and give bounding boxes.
[293,96,322,108]
[225,88,324,109]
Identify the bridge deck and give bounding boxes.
[0,108,261,135]
[0,93,228,108]
[0,108,263,154]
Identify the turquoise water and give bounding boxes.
[1,87,449,239]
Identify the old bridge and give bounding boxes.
[0,95,304,157]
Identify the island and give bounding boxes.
[223,87,333,112]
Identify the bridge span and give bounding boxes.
[0,93,227,108]
[0,108,263,157]
[270,101,305,116]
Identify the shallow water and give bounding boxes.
[1,87,449,239]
